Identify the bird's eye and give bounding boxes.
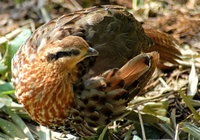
[47,49,80,62]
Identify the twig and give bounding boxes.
[137,106,146,140]
[159,77,170,89]
[174,124,179,140]
[70,0,82,10]
[0,28,22,45]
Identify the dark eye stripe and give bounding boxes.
[47,49,80,62]
[71,49,81,55]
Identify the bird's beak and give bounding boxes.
[84,47,99,58]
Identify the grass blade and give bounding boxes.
[5,107,35,140]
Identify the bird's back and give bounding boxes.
[25,5,152,75]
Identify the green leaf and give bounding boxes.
[142,101,169,116]
[0,90,15,95]
[126,110,169,124]
[9,29,32,59]
[16,112,31,120]
[14,0,23,5]
[178,90,200,121]
[39,126,50,140]
[124,126,134,140]
[156,123,174,139]
[4,29,32,80]
[0,118,27,139]
[179,122,200,139]
[132,135,142,140]
[188,98,200,107]
[0,42,9,79]
[0,132,12,140]
[0,63,7,76]
[0,82,14,93]
[5,107,35,140]
[98,126,108,140]
[0,94,12,108]
[134,123,169,139]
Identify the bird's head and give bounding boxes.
[39,36,98,72]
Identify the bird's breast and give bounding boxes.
[23,80,74,126]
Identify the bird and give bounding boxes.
[11,5,181,137]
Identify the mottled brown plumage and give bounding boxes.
[11,5,181,137]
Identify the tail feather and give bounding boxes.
[143,28,181,64]
[149,45,181,64]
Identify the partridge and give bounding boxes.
[11,5,181,137]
